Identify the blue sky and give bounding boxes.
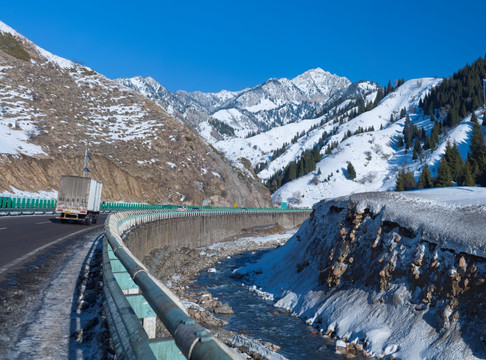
[1,1,485,92]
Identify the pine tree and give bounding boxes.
[298,159,305,177]
[463,161,476,186]
[435,158,453,187]
[418,164,434,189]
[397,136,404,147]
[413,140,422,158]
[312,145,321,163]
[471,111,478,123]
[396,169,417,191]
[468,115,486,185]
[444,140,464,183]
[423,135,432,150]
[374,89,384,107]
[400,108,407,118]
[385,80,393,95]
[347,162,356,180]
[288,162,297,181]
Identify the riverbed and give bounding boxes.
[188,249,369,360]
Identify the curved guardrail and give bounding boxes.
[103,208,310,359]
[1,195,305,214]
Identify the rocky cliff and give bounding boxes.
[237,188,486,359]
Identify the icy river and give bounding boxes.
[189,249,367,360]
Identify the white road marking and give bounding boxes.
[0,227,7,230]
[0,227,100,276]
[36,221,51,225]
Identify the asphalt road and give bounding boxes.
[0,213,107,274]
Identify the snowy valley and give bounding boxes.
[1,15,486,360]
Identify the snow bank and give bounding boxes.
[236,188,486,360]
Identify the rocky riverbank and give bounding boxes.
[141,226,296,358]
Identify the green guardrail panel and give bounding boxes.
[126,294,157,319]
[113,272,139,291]
[108,248,117,260]
[149,339,186,360]
[110,258,126,273]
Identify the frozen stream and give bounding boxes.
[189,249,367,360]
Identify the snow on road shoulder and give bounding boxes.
[8,232,110,359]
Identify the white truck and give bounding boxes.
[56,175,102,225]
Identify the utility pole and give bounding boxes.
[82,147,88,177]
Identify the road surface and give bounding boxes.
[0,213,107,275]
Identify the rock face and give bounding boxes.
[0,21,270,206]
[236,189,486,360]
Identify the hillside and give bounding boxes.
[272,78,486,207]
[0,21,270,206]
[236,188,486,359]
[121,60,486,210]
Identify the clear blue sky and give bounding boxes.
[1,1,485,92]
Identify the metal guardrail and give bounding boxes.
[1,195,309,214]
[104,208,311,359]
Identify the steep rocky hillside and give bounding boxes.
[0,21,270,206]
[237,188,486,359]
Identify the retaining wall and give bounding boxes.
[124,212,310,260]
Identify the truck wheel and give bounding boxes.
[85,215,92,225]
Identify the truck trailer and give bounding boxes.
[56,175,102,225]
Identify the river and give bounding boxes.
[188,248,367,360]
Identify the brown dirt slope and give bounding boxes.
[0,23,270,206]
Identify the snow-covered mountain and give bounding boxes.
[271,78,486,207]
[116,68,375,140]
[117,59,486,211]
[117,70,381,183]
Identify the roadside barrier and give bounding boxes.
[0,195,306,214]
[0,196,57,214]
[103,208,310,359]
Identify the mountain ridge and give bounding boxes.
[115,67,361,141]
